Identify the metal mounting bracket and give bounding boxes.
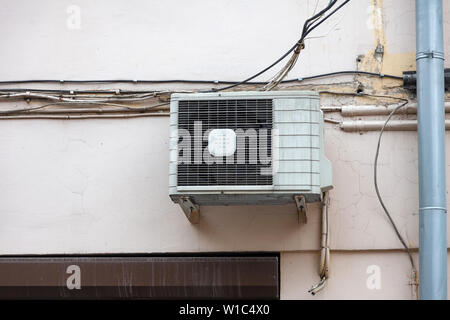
[178,196,200,224]
[294,195,307,224]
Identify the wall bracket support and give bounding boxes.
[294,195,307,224]
[178,196,200,224]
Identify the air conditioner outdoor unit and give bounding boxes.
[169,91,332,223]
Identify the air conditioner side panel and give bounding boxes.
[168,99,178,196]
[273,96,321,195]
[319,109,333,192]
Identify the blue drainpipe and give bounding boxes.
[416,0,447,300]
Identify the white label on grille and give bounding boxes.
[208,129,236,157]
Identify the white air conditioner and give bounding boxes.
[169,91,332,223]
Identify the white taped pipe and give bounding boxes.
[340,102,450,117]
[341,119,450,132]
[309,191,330,295]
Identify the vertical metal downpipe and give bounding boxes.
[416,0,447,300]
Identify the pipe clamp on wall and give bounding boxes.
[419,206,447,213]
[416,51,445,61]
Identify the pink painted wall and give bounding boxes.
[0,0,449,299]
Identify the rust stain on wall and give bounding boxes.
[357,0,384,75]
[357,0,415,93]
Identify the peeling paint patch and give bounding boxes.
[382,52,416,75]
[356,0,415,93]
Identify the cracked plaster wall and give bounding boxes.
[0,0,449,256]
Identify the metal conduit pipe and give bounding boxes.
[0,107,170,114]
[416,0,447,300]
[338,102,450,117]
[0,113,170,120]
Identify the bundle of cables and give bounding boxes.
[210,0,351,93]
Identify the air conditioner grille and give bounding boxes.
[177,99,273,186]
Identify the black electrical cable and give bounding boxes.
[204,0,350,92]
[299,70,402,81]
[200,43,300,93]
[302,1,337,33]
[0,70,401,87]
[209,0,350,92]
[0,79,244,85]
[261,1,340,91]
[319,91,409,102]
[0,88,164,94]
[303,0,350,38]
[373,99,416,272]
[0,1,397,92]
